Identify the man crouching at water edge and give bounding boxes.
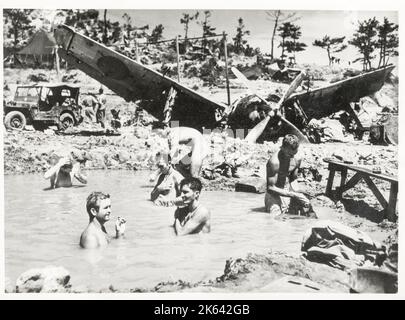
[80,192,126,249]
[173,178,211,236]
[150,151,184,206]
[161,126,208,178]
[44,150,88,188]
[265,134,313,216]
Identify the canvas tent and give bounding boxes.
[16,29,57,67]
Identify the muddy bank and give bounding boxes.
[148,251,351,293]
[8,247,397,293]
[4,251,350,293]
[3,125,398,212]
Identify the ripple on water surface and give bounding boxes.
[5,171,314,291]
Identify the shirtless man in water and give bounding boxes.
[44,152,88,188]
[163,126,208,178]
[265,134,311,216]
[150,151,184,206]
[80,192,126,249]
[173,177,211,236]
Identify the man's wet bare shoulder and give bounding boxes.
[292,152,302,168]
[266,150,281,174]
[195,205,211,233]
[80,224,108,249]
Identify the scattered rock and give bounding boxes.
[28,72,49,82]
[235,177,266,193]
[16,266,71,293]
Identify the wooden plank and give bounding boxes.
[386,182,398,221]
[340,172,363,194]
[362,175,388,209]
[325,167,336,197]
[324,159,397,183]
[337,168,348,199]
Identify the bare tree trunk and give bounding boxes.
[365,56,371,71]
[134,39,139,62]
[382,45,387,66]
[327,48,331,66]
[223,32,230,106]
[280,37,285,60]
[175,36,180,82]
[103,9,108,44]
[270,12,280,59]
[293,39,296,63]
[54,48,61,81]
[13,26,19,64]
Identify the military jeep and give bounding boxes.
[3,83,83,131]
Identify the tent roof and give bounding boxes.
[18,29,56,56]
[17,82,81,88]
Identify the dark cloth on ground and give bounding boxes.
[301,220,386,270]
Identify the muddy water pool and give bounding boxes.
[5,170,318,291]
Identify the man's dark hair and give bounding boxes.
[282,134,299,149]
[156,151,171,164]
[180,177,202,193]
[86,191,110,220]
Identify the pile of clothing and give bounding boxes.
[301,220,386,270]
[306,118,347,143]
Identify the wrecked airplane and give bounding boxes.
[228,64,395,143]
[54,24,226,130]
[54,24,395,143]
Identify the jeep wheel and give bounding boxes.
[60,113,75,129]
[4,111,27,130]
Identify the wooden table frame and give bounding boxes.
[324,159,398,221]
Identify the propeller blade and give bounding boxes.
[232,68,308,143]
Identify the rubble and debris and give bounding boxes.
[15,266,71,293]
[307,118,347,143]
[53,25,396,144]
[369,113,398,145]
[28,72,49,82]
[349,267,397,293]
[235,177,266,193]
[301,220,386,270]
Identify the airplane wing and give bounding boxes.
[284,64,395,119]
[54,24,227,130]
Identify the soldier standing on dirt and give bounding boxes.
[81,96,97,123]
[95,87,107,128]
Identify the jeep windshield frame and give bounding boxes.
[14,86,41,103]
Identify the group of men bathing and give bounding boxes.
[44,126,309,249]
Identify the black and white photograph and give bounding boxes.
[1,1,401,298]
